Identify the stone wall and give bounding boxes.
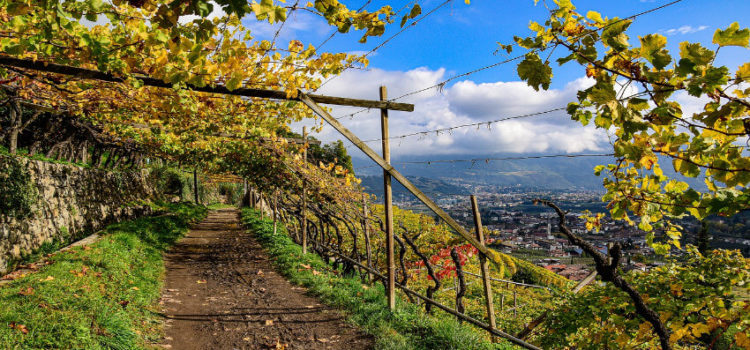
[0,155,155,274]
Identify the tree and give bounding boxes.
[506,1,750,348]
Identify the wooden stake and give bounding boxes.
[193,168,199,204]
[380,86,396,311]
[273,189,278,235]
[363,195,373,283]
[301,126,308,255]
[471,195,497,341]
[513,289,517,317]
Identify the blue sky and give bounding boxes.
[249,0,750,159]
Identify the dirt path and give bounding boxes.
[160,209,374,350]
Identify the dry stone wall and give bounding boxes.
[0,155,155,274]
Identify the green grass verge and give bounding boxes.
[0,202,206,349]
[240,208,516,350]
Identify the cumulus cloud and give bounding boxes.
[296,67,612,158]
[662,25,708,36]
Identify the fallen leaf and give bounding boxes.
[39,276,54,282]
[311,270,320,276]
[265,319,274,326]
[131,286,139,290]
[18,287,34,296]
[9,322,29,334]
[256,270,264,275]
[119,300,130,308]
[196,280,207,284]
[300,263,311,269]
[318,338,329,343]
[243,337,251,342]
[83,246,91,251]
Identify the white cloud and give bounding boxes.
[242,10,330,43]
[662,25,708,36]
[178,1,227,24]
[294,67,611,158]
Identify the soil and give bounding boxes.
[160,209,374,350]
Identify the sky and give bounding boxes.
[244,0,750,162]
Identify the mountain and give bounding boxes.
[359,175,470,200]
[352,153,706,193]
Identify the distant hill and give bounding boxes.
[352,153,706,193]
[359,175,470,200]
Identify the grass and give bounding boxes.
[240,208,517,350]
[0,202,206,349]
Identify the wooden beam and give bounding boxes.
[301,126,308,255]
[380,86,396,311]
[0,56,414,111]
[297,91,494,263]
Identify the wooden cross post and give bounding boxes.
[301,126,308,255]
[380,86,396,311]
[471,195,497,342]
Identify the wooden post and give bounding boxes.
[501,293,505,311]
[297,91,494,263]
[273,189,278,235]
[381,86,396,311]
[301,126,308,255]
[513,289,517,317]
[471,195,497,341]
[363,195,373,283]
[193,168,199,204]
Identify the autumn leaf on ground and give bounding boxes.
[300,263,311,269]
[119,300,130,308]
[18,287,34,296]
[196,280,207,284]
[131,286,139,290]
[265,319,274,326]
[9,322,29,334]
[39,275,54,282]
[311,270,320,276]
[257,270,264,275]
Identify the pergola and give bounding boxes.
[0,55,542,349]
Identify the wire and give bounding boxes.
[361,106,568,143]
[316,0,375,51]
[356,153,615,169]
[341,91,650,146]
[317,0,456,91]
[332,0,685,120]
